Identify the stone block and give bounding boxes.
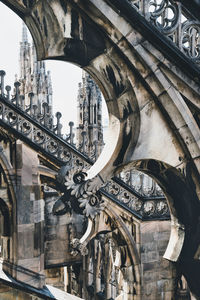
[157,239,169,251]
[143,270,158,282]
[141,250,159,263]
[31,185,41,200]
[16,144,23,169]
[2,260,45,289]
[0,290,34,300]
[142,40,165,64]
[153,231,170,242]
[142,241,157,252]
[145,72,165,97]
[17,186,33,224]
[126,28,144,46]
[18,232,34,260]
[143,262,159,272]
[144,282,156,296]
[141,232,154,244]
[119,40,150,79]
[91,0,132,37]
[33,199,45,223]
[34,222,42,256]
[158,92,186,129]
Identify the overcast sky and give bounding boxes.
[0,2,108,134]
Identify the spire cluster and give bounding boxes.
[19,22,53,115]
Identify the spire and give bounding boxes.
[18,22,53,114]
[76,71,104,160]
[22,22,28,43]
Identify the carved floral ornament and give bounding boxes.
[62,166,169,221]
[64,168,105,219]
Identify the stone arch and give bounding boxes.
[103,205,141,298]
[117,159,200,256]
[39,169,141,290]
[40,168,142,298]
[1,1,200,176]
[79,207,141,299]
[2,0,200,296]
[1,0,141,181]
[116,158,200,296]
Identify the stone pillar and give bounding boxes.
[140,220,176,300]
[3,142,45,288]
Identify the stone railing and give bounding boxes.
[0,70,169,220]
[118,169,164,197]
[103,178,168,220]
[128,0,200,64]
[0,71,92,169]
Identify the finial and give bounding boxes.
[68,122,75,145]
[14,81,21,106]
[0,70,6,96]
[25,92,34,113]
[54,112,62,136]
[28,92,34,103]
[55,112,62,119]
[32,104,38,119]
[5,86,11,100]
[20,95,25,110]
[69,121,74,127]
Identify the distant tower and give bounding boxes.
[76,72,104,160]
[18,23,53,114]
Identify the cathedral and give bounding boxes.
[0,20,194,300]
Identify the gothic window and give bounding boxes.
[81,231,136,299]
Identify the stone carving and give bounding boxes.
[129,0,200,64]
[104,178,168,219]
[65,169,105,219]
[78,192,104,219]
[70,238,89,256]
[0,70,169,221]
[129,198,143,211]
[156,200,168,215]
[119,170,164,197]
[143,201,155,215]
[81,231,136,299]
[181,21,200,61]
[70,218,95,256]
[148,0,180,34]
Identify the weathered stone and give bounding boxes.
[1,0,200,298]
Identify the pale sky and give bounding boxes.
[0,2,108,134]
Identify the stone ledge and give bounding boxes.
[0,263,83,299]
[2,260,45,289]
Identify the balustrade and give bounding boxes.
[128,0,200,64]
[0,70,169,220]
